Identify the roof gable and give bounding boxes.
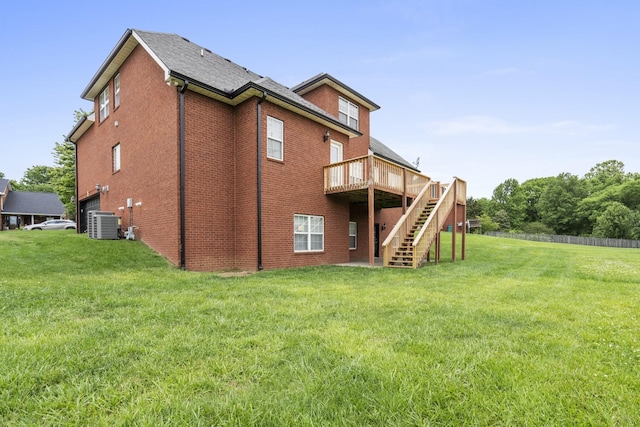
[79,29,360,138]
[292,73,380,112]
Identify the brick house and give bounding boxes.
[67,29,466,271]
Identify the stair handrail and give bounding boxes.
[382,180,432,266]
[411,177,459,268]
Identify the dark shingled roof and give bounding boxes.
[132,30,355,134]
[2,191,65,216]
[134,30,263,94]
[0,179,10,193]
[370,137,418,171]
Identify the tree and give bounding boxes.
[491,178,525,230]
[520,177,553,223]
[522,221,553,234]
[15,165,56,192]
[584,160,626,194]
[478,213,499,233]
[466,196,483,218]
[592,202,635,239]
[493,209,511,231]
[52,141,76,220]
[538,173,587,235]
[0,171,4,179]
[576,176,640,235]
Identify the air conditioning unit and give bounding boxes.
[87,211,119,240]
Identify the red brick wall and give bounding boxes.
[182,91,237,271]
[179,94,355,271]
[76,44,181,265]
[232,100,259,271]
[252,100,352,269]
[298,85,371,158]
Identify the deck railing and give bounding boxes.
[324,155,429,197]
[382,177,466,268]
[381,182,433,266]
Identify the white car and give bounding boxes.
[24,220,77,230]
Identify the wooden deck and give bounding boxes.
[323,155,430,208]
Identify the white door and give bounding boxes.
[329,141,343,187]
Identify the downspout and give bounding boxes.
[74,142,78,229]
[256,92,267,271]
[179,81,189,270]
[66,137,79,233]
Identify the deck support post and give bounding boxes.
[368,155,375,267]
[462,203,467,261]
[452,180,457,262]
[402,168,407,214]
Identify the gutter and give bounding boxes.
[64,136,80,232]
[179,81,189,270]
[256,92,267,271]
[169,72,361,138]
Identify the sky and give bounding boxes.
[1,0,638,198]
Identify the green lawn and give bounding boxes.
[1,231,638,426]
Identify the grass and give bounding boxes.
[1,230,639,426]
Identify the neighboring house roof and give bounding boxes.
[72,29,360,142]
[292,73,381,112]
[0,179,10,194]
[1,191,65,216]
[370,137,419,172]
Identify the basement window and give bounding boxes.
[294,214,324,252]
[349,221,357,250]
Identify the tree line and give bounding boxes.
[467,160,640,240]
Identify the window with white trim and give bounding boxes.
[339,97,358,130]
[113,143,121,172]
[267,116,283,160]
[99,86,110,121]
[349,221,357,250]
[294,214,324,252]
[114,74,121,108]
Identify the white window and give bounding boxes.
[113,143,121,172]
[339,97,358,130]
[114,74,120,108]
[349,222,357,250]
[267,116,283,160]
[99,86,110,121]
[294,214,324,252]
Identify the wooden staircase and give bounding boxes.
[387,202,437,267]
[382,177,467,269]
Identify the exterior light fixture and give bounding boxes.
[95,183,101,192]
[323,130,330,142]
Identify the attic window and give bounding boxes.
[339,97,358,130]
[99,86,110,122]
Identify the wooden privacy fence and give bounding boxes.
[486,232,640,249]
